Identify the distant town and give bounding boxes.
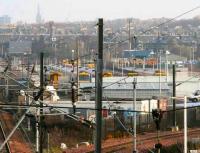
[1,3,200,153]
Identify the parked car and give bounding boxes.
[188,90,200,102]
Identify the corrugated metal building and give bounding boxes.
[80,82,170,100]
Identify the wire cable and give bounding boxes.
[0,103,150,113]
[2,99,200,114]
[103,5,200,50]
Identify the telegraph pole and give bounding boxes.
[158,50,162,109]
[71,80,77,114]
[76,38,79,101]
[95,18,103,153]
[133,78,137,153]
[39,52,44,153]
[184,96,187,153]
[128,19,131,50]
[159,50,162,99]
[71,49,77,114]
[27,54,31,131]
[172,64,177,130]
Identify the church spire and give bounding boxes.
[36,3,42,24]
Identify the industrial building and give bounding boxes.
[80,82,170,100]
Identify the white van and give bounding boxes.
[188,90,200,102]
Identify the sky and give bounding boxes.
[0,0,200,23]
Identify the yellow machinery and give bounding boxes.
[103,72,113,77]
[87,63,95,69]
[154,70,166,76]
[79,71,91,83]
[127,71,138,77]
[49,72,62,88]
[63,59,80,66]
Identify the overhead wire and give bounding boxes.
[0,103,151,114]
[0,66,95,127]
[3,5,200,146]
[102,96,155,153]
[59,5,196,89]
[176,73,200,87]
[80,76,131,94]
[2,98,200,115]
[4,63,200,115]
[2,8,200,151]
[103,5,200,51]
[72,5,200,98]
[66,5,199,61]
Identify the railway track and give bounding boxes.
[65,128,200,153]
[0,111,32,153]
[101,128,200,153]
[0,120,11,153]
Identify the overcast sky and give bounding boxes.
[0,0,200,23]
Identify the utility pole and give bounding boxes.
[27,54,31,131]
[39,52,44,153]
[172,64,177,131]
[49,21,54,64]
[71,80,77,114]
[47,132,50,153]
[190,47,193,73]
[158,50,162,109]
[71,50,77,114]
[5,58,10,102]
[27,55,30,89]
[159,50,162,99]
[133,78,137,153]
[54,44,57,64]
[76,38,79,101]
[21,61,23,79]
[36,103,40,153]
[128,19,131,50]
[148,99,151,127]
[95,18,103,153]
[184,96,187,153]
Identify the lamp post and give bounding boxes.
[71,49,75,80]
[150,51,155,71]
[165,50,170,83]
[72,50,75,60]
[159,50,162,100]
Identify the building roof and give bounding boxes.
[80,82,170,90]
